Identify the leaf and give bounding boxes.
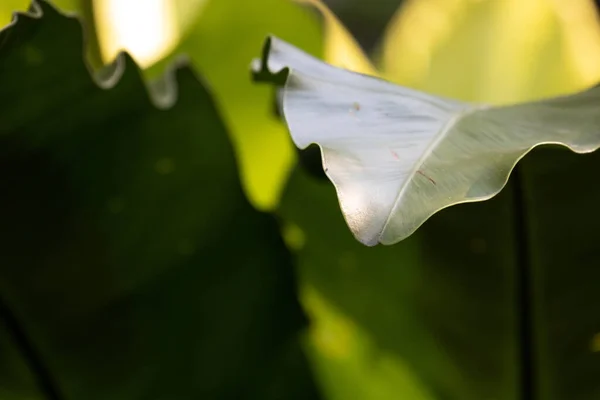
[379,0,600,103]
[93,0,182,68]
[0,1,29,26]
[293,0,376,76]
[253,36,600,245]
[253,3,600,400]
[280,132,600,400]
[518,147,600,400]
[0,310,44,400]
[103,0,374,210]
[0,0,77,26]
[279,166,519,400]
[0,2,319,399]
[137,0,323,210]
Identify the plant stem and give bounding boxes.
[512,166,535,400]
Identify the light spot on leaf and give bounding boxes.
[282,222,305,250]
[590,333,600,352]
[94,0,180,67]
[303,285,356,359]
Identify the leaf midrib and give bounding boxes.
[377,106,476,244]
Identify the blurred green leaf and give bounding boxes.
[0,2,319,399]
[0,316,43,400]
[519,147,600,400]
[280,165,518,399]
[295,0,376,76]
[0,1,28,26]
[0,0,79,26]
[93,0,379,210]
[146,0,323,210]
[380,0,600,104]
[268,1,600,397]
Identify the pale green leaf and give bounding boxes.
[254,36,600,245]
[379,0,600,104]
[97,0,369,210]
[113,0,323,210]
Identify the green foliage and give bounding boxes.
[0,2,318,399]
[0,0,77,25]
[148,0,323,210]
[519,148,600,400]
[254,35,600,246]
[280,167,519,399]
[380,0,600,103]
[2,1,600,400]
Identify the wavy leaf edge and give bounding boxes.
[1,0,208,113]
[252,35,600,246]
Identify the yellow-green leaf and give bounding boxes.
[296,0,376,76]
[1,0,78,26]
[380,0,600,104]
[93,0,321,209]
[93,0,372,209]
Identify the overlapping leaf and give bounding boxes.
[254,2,600,400]
[0,0,78,25]
[132,0,323,210]
[518,147,600,400]
[94,0,374,210]
[277,165,519,400]
[0,2,319,399]
[380,0,600,103]
[254,36,600,245]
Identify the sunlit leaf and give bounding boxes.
[94,0,181,68]
[129,0,368,210]
[295,0,376,76]
[0,0,77,26]
[379,0,600,104]
[254,36,600,245]
[130,0,321,210]
[0,1,28,26]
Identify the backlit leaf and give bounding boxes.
[379,0,600,103]
[254,36,600,245]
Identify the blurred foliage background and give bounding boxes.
[3,0,600,399]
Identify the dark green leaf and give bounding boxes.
[521,148,600,400]
[279,162,519,399]
[146,0,323,210]
[0,2,319,399]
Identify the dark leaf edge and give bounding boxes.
[0,0,210,111]
[251,36,289,86]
